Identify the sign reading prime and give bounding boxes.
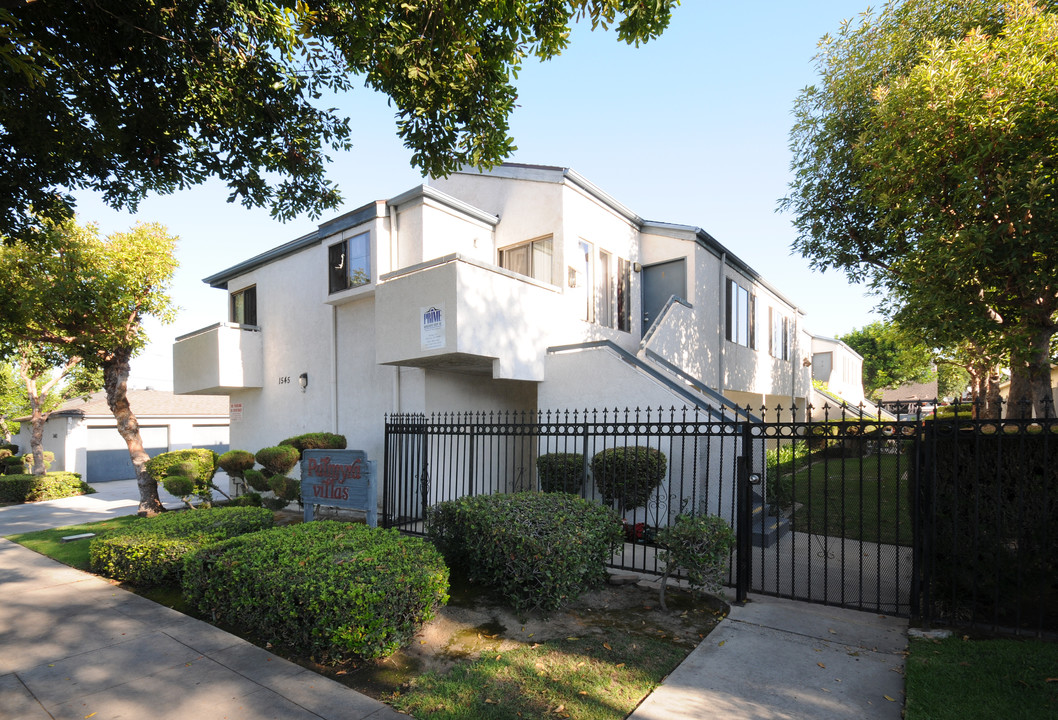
[300,449,377,526]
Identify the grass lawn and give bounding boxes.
[904,635,1058,719]
[781,454,913,546]
[6,517,720,720]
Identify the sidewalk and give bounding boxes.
[1,480,907,720]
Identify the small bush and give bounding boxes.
[19,451,55,473]
[89,506,274,586]
[591,446,667,513]
[0,443,18,455]
[145,449,218,484]
[536,452,585,493]
[182,521,449,662]
[243,468,270,492]
[764,440,810,509]
[217,449,256,476]
[3,455,24,474]
[0,472,93,502]
[255,445,299,476]
[655,514,736,609]
[268,475,301,502]
[279,432,347,452]
[426,492,623,612]
[227,491,263,507]
[0,449,11,461]
[161,475,195,498]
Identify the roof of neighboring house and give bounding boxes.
[880,381,938,402]
[16,390,229,422]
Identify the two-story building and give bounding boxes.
[173,163,864,464]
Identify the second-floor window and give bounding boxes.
[329,232,370,294]
[725,278,755,348]
[231,286,257,326]
[769,307,790,361]
[617,257,632,332]
[499,236,553,285]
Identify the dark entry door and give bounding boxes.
[641,259,687,336]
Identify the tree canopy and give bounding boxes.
[838,321,935,400]
[0,0,677,243]
[782,0,1058,417]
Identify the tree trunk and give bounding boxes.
[1007,326,1056,419]
[984,366,1003,421]
[103,351,163,516]
[17,360,48,476]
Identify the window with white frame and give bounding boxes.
[725,278,755,348]
[230,286,257,326]
[499,236,553,285]
[769,307,790,361]
[328,231,370,294]
[598,250,614,328]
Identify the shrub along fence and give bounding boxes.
[384,404,1056,635]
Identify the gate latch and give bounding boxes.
[748,472,762,485]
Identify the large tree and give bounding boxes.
[0,0,677,243]
[782,0,1058,418]
[838,321,935,401]
[0,219,177,513]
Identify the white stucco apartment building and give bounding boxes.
[173,164,865,460]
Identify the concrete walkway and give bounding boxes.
[1,480,908,720]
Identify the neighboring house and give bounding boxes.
[880,381,939,413]
[999,365,1058,408]
[173,163,858,468]
[14,390,229,482]
[808,335,875,416]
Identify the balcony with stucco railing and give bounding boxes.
[173,323,263,395]
[374,254,570,382]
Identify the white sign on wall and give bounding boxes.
[229,403,243,422]
[421,304,446,350]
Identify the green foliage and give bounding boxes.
[88,506,274,587]
[838,321,935,399]
[426,492,623,612]
[227,491,263,507]
[0,472,93,502]
[182,521,449,662]
[20,451,53,473]
[279,432,347,452]
[590,446,667,513]
[929,430,1058,630]
[161,475,195,499]
[655,514,735,602]
[144,449,218,483]
[255,445,299,477]
[267,475,301,503]
[536,452,585,493]
[2,1,677,244]
[783,0,1058,416]
[217,450,256,477]
[764,440,811,509]
[243,468,270,493]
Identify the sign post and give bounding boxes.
[300,449,377,526]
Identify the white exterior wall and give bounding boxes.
[810,335,867,406]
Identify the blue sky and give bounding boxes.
[72,1,881,389]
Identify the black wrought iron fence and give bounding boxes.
[382,402,1057,634]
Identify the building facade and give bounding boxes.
[174,164,862,463]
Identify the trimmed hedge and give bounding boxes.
[279,432,347,452]
[655,514,735,604]
[591,446,667,513]
[89,506,274,586]
[536,452,585,493]
[255,445,299,476]
[217,450,256,477]
[0,472,93,502]
[426,492,623,612]
[182,521,449,662]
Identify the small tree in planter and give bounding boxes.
[590,446,667,516]
[217,449,256,496]
[655,514,735,611]
[536,452,585,494]
[146,449,223,510]
[254,445,300,511]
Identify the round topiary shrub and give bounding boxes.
[426,492,623,612]
[591,446,667,513]
[255,445,300,477]
[655,514,736,609]
[182,521,449,663]
[536,452,585,493]
[279,432,347,452]
[243,468,270,493]
[217,450,256,477]
[161,475,195,498]
[268,475,300,502]
[145,449,219,484]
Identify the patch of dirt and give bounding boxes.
[298,572,729,699]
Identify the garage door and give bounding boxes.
[86,426,169,483]
[193,424,230,455]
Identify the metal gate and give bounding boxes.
[383,405,1056,631]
